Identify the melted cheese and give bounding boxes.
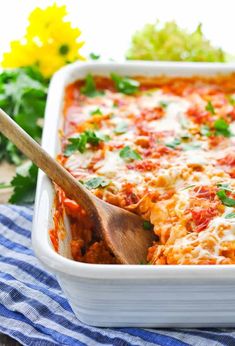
[62,75,235,265]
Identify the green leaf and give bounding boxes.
[119,146,142,161]
[165,138,181,149]
[9,163,38,204]
[111,73,139,95]
[159,100,169,109]
[0,66,48,165]
[64,130,108,156]
[216,189,235,207]
[84,177,109,189]
[214,118,232,137]
[80,74,104,97]
[89,52,100,60]
[143,220,154,230]
[114,122,128,134]
[90,108,102,115]
[205,100,215,115]
[225,212,235,219]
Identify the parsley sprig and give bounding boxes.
[205,100,215,115]
[64,130,110,156]
[216,189,235,207]
[111,73,139,95]
[84,177,109,189]
[201,119,233,138]
[119,146,142,161]
[81,74,104,97]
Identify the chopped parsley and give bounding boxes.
[201,119,232,138]
[81,74,104,97]
[91,108,102,115]
[111,73,139,95]
[216,189,235,207]
[205,100,215,115]
[64,130,109,156]
[159,100,169,109]
[119,146,142,161]
[114,122,128,134]
[143,220,154,230]
[165,138,201,150]
[84,177,109,189]
[225,212,235,219]
[214,118,232,137]
[165,138,181,149]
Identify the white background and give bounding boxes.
[0,0,234,60]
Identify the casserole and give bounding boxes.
[32,61,235,327]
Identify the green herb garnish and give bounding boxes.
[91,108,102,115]
[143,220,154,230]
[165,138,181,149]
[216,189,235,207]
[225,212,235,219]
[84,177,109,189]
[214,118,232,137]
[64,130,108,156]
[114,122,128,134]
[119,146,142,161]
[111,73,139,95]
[205,100,215,115]
[81,74,104,97]
[201,119,232,138]
[159,101,169,109]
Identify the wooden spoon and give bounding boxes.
[0,108,156,264]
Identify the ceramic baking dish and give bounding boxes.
[32,61,235,327]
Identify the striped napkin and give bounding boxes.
[0,204,234,346]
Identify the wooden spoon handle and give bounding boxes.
[0,108,97,211]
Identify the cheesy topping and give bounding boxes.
[60,74,235,265]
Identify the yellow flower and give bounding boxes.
[2,3,85,77]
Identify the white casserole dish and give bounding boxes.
[32,61,235,327]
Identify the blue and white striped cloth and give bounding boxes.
[1,204,235,346]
